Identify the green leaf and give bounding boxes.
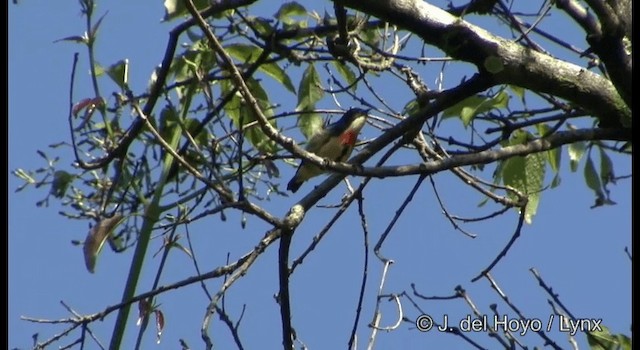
[502,153,545,224]
[358,24,381,48]
[477,196,490,207]
[550,173,561,188]
[523,152,545,224]
[598,147,614,186]
[261,62,296,94]
[225,43,261,63]
[296,64,323,112]
[246,77,269,104]
[332,61,357,91]
[491,90,510,109]
[493,156,506,185]
[502,156,526,199]
[94,63,105,77]
[183,118,209,146]
[275,2,306,24]
[547,146,561,173]
[226,44,296,94]
[89,12,108,40]
[168,40,215,100]
[584,155,604,197]
[222,79,278,154]
[460,105,476,126]
[510,129,530,145]
[298,113,324,140]
[50,170,74,198]
[245,79,278,154]
[105,59,129,90]
[568,141,586,172]
[535,123,550,137]
[246,16,275,37]
[587,325,631,350]
[509,85,525,101]
[158,105,179,140]
[442,90,509,127]
[163,0,210,21]
[442,95,481,120]
[185,45,218,101]
[222,84,242,121]
[536,124,561,174]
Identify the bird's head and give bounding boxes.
[327,108,369,137]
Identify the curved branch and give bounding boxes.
[471,208,527,282]
[335,0,630,127]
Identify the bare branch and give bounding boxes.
[201,227,283,349]
[455,285,511,348]
[348,195,371,350]
[313,127,630,180]
[366,260,394,350]
[529,268,576,320]
[471,208,527,282]
[483,273,563,349]
[373,174,426,260]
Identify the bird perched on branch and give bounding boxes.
[287,108,369,193]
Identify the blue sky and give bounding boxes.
[9,1,631,349]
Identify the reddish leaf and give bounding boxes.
[154,309,165,344]
[73,97,105,130]
[137,298,152,326]
[72,97,104,117]
[83,214,124,273]
[72,98,95,117]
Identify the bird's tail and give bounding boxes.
[287,175,302,193]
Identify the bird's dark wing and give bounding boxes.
[304,129,330,154]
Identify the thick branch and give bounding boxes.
[580,0,632,108]
[335,0,630,127]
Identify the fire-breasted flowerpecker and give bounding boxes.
[287,108,369,193]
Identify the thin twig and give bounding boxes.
[483,273,562,349]
[529,268,576,320]
[455,285,510,348]
[470,208,527,282]
[366,260,393,350]
[373,174,427,260]
[348,194,370,350]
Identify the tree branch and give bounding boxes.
[335,0,630,127]
[296,128,631,180]
[75,0,259,170]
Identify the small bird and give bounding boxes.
[287,108,369,193]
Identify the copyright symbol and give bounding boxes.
[416,314,434,332]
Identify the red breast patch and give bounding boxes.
[339,130,357,146]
